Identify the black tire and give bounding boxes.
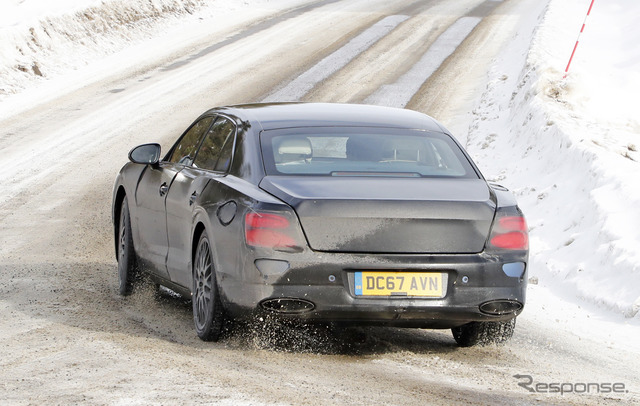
[117,196,138,296]
[192,232,224,341]
[451,318,516,347]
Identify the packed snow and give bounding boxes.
[0,0,315,113]
[365,16,482,107]
[1,0,638,340]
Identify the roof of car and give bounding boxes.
[209,103,447,132]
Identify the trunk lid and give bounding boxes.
[259,176,496,254]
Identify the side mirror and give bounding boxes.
[128,143,161,165]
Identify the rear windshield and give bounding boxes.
[260,127,479,178]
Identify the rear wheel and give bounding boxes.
[451,318,516,347]
[192,232,224,341]
[117,196,138,296]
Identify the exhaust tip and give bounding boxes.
[479,300,523,315]
[261,298,315,314]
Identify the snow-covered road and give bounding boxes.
[0,0,638,404]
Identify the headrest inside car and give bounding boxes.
[278,138,312,156]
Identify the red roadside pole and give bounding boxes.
[563,0,596,78]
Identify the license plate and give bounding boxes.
[354,272,444,297]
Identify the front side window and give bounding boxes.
[260,127,478,178]
[166,116,214,165]
[193,117,236,172]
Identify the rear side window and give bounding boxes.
[193,117,236,172]
[260,128,478,178]
[166,116,214,165]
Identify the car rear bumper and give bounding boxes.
[220,251,527,328]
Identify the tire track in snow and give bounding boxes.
[161,0,343,72]
[365,16,482,108]
[262,15,409,102]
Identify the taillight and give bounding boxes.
[488,212,528,250]
[245,212,304,252]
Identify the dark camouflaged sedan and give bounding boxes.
[112,103,528,346]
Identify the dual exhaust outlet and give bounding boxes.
[260,298,523,316]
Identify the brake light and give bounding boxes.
[489,214,529,250]
[245,212,303,251]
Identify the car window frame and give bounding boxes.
[190,114,238,174]
[163,115,216,165]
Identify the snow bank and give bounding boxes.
[0,0,206,98]
[468,0,640,318]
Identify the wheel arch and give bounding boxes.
[113,185,127,260]
[191,217,231,308]
[192,221,207,266]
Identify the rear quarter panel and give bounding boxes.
[195,174,286,307]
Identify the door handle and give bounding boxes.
[159,182,168,196]
[189,191,198,206]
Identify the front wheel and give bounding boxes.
[192,232,224,341]
[451,318,516,347]
[117,196,138,296]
